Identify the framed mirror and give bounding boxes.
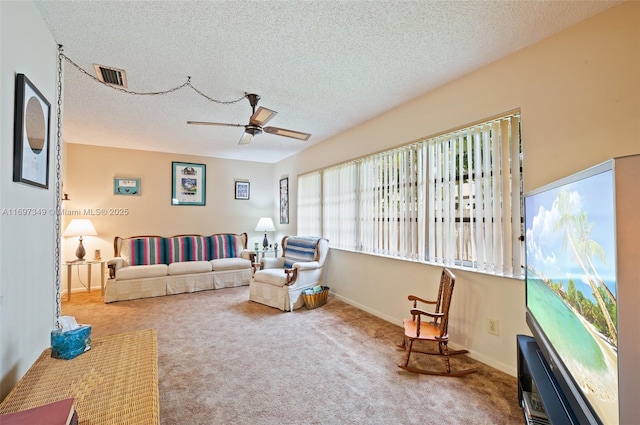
[13,74,51,189]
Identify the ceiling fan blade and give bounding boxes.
[238,132,254,145]
[249,107,277,126]
[187,121,244,127]
[264,126,311,141]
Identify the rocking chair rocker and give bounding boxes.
[397,268,477,377]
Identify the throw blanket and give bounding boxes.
[284,236,320,268]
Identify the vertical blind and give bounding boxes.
[297,113,522,278]
[322,162,357,250]
[297,171,321,237]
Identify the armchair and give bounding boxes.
[249,236,329,311]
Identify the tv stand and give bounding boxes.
[517,335,579,424]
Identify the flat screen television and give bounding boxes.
[525,161,618,425]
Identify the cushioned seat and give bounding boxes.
[210,257,251,271]
[117,264,168,280]
[252,269,289,287]
[168,261,212,275]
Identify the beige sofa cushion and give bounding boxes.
[116,264,168,280]
[210,258,251,271]
[168,261,213,276]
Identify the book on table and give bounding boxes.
[0,397,77,424]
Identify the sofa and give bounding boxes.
[249,236,329,311]
[105,233,254,303]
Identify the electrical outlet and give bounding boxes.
[487,317,500,336]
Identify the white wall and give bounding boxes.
[0,1,59,400]
[276,1,640,376]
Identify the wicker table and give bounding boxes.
[0,328,159,424]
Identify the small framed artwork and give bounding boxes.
[13,74,51,189]
[114,178,141,195]
[171,161,206,206]
[235,181,250,200]
[279,177,289,224]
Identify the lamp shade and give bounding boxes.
[63,219,97,237]
[254,217,275,232]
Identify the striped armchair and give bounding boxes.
[249,236,329,311]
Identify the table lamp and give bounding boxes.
[63,218,97,261]
[255,217,275,248]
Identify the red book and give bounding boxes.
[0,398,76,425]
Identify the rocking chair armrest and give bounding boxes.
[407,294,437,305]
[410,308,444,320]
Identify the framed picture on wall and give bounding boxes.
[114,178,141,195]
[171,162,206,206]
[235,181,250,200]
[279,177,289,224]
[13,73,51,189]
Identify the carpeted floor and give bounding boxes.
[62,287,523,425]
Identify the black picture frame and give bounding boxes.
[171,161,206,206]
[235,181,250,200]
[13,74,51,189]
[280,177,289,224]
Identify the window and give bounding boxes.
[297,112,523,278]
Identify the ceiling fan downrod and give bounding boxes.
[245,93,261,114]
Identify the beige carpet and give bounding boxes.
[62,287,522,425]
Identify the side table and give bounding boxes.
[255,248,279,261]
[64,259,107,301]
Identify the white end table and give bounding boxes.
[64,259,107,301]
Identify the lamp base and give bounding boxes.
[75,239,86,261]
[262,232,269,249]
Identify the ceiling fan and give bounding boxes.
[187,93,311,145]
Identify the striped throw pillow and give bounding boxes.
[169,236,210,263]
[128,237,170,266]
[284,237,320,268]
[206,234,239,260]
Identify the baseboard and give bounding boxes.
[62,288,97,298]
[332,293,399,325]
[331,292,516,377]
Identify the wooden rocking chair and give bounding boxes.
[397,268,477,376]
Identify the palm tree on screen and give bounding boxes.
[553,190,617,347]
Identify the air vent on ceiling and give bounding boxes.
[93,64,128,87]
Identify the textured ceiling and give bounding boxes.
[34,0,621,163]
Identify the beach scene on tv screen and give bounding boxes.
[525,169,618,424]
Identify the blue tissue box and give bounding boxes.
[51,325,91,360]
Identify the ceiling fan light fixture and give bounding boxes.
[245,125,262,136]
